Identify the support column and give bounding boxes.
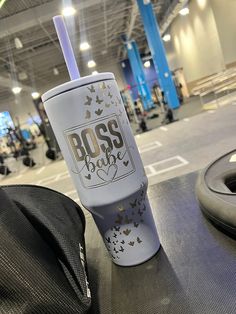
[124,40,154,111]
[136,0,180,109]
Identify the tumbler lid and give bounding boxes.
[42,72,115,102]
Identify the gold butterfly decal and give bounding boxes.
[84,96,92,106]
[130,199,137,208]
[137,237,142,244]
[118,205,125,212]
[119,246,124,252]
[105,103,110,108]
[123,229,131,236]
[87,85,95,93]
[138,209,144,216]
[117,96,122,105]
[85,110,91,120]
[115,214,123,225]
[96,95,103,105]
[100,82,106,90]
[124,215,132,224]
[108,92,112,99]
[105,237,111,243]
[95,109,103,116]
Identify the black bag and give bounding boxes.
[0,185,91,313]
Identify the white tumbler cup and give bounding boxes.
[42,72,160,266]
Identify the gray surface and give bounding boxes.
[86,172,236,314]
[1,102,236,192]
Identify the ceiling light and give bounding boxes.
[87,60,96,68]
[179,7,190,16]
[53,67,59,75]
[121,62,126,68]
[14,37,23,49]
[80,42,90,51]
[18,71,28,81]
[0,0,7,10]
[31,92,40,99]
[62,6,76,17]
[12,86,22,95]
[127,43,132,50]
[197,0,207,9]
[92,71,98,75]
[144,60,151,68]
[163,34,171,42]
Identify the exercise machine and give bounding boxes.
[32,96,61,160]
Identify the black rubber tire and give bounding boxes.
[196,150,236,236]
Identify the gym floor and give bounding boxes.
[1,101,236,214]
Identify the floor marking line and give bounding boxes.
[145,165,157,175]
[36,166,45,175]
[145,156,189,178]
[20,168,28,174]
[55,174,61,181]
[160,126,168,132]
[176,155,189,165]
[36,170,69,185]
[139,141,162,154]
[147,163,187,178]
[65,189,77,196]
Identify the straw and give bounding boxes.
[53,15,80,80]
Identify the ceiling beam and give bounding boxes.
[0,75,32,92]
[127,2,139,40]
[0,0,108,39]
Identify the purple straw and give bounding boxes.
[53,15,80,80]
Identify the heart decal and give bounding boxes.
[97,164,118,182]
[123,161,129,167]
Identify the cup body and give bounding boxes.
[42,73,160,266]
